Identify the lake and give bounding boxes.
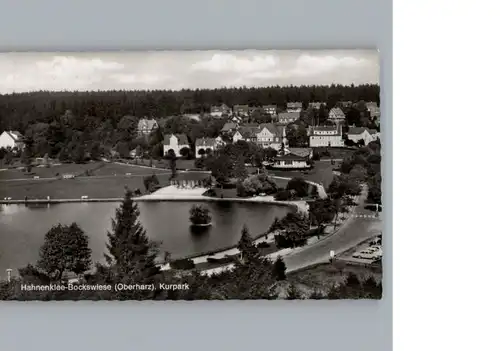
[0,201,291,277]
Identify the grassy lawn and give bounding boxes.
[118,158,196,170]
[0,173,174,200]
[0,159,213,200]
[269,160,335,189]
[0,162,101,180]
[0,161,175,181]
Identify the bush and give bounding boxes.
[236,174,278,197]
[274,234,304,248]
[274,189,294,201]
[194,158,205,169]
[206,256,233,264]
[202,189,217,197]
[256,241,271,248]
[170,258,195,270]
[286,177,309,198]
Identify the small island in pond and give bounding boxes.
[189,205,212,226]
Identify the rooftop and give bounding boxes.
[4,130,23,141]
[347,127,368,135]
[163,133,189,145]
[195,137,217,147]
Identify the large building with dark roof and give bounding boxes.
[308,125,344,148]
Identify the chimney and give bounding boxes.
[6,268,12,283]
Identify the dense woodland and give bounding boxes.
[0,84,379,131]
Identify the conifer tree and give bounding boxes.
[104,189,160,282]
[272,256,287,281]
[237,225,259,263]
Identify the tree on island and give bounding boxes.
[37,222,92,281]
[189,205,212,226]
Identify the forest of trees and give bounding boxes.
[0,84,380,132]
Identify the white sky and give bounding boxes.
[0,50,379,93]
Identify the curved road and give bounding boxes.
[283,186,383,273]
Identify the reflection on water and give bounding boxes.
[0,201,290,276]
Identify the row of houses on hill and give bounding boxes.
[136,101,378,134]
[209,104,278,118]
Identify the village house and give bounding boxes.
[137,118,159,136]
[210,104,231,118]
[347,127,375,145]
[271,153,311,170]
[365,102,381,119]
[233,104,250,117]
[277,112,300,124]
[195,137,224,158]
[308,102,326,110]
[309,125,344,148]
[328,107,346,123]
[232,123,287,151]
[221,122,239,135]
[230,115,243,123]
[0,130,25,150]
[338,101,353,108]
[163,133,190,157]
[262,105,277,116]
[286,102,303,113]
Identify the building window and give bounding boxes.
[285,160,293,165]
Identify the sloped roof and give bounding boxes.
[287,102,302,108]
[138,118,158,130]
[238,125,260,139]
[276,154,308,161]
[348,127,368,135]
[278,112,300,121]
[329,107,345,119]
[4,130,23,141]
[309,102,326,108]
[287,148,312,158]
[368,129,379,135]
[233,104,249,111]
[260,123,284,136]
[237,123,285,139]
[163,133,189,145]
[221,122,238,132]
[262,104,277,109]
[195,137,217,147]
[311,126,338,132]
[211,104,230,112]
